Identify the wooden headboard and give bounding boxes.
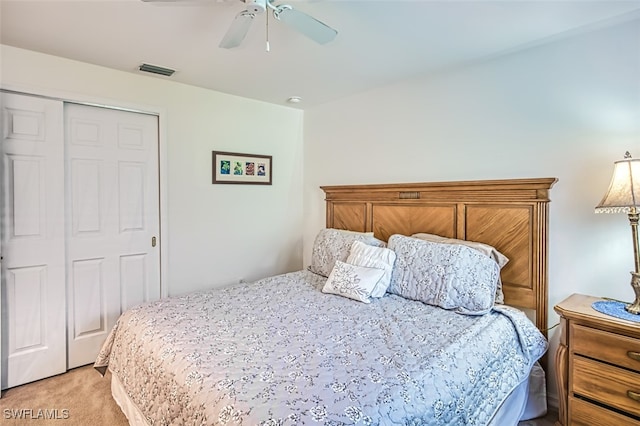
[321,178,557,336]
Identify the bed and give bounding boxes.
[95,177,557,425]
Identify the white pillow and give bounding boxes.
[322,261,385,303]
[346,240,396,298]
[388,234,500,314]
[411,233,508,304]
[309,228,385,278]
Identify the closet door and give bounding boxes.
[65,103,160,368]
[0,92,66,389]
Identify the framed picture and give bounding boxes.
[212,151,272,185]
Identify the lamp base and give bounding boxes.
[626,272,640,315]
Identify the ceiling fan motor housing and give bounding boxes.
[243,0,266,14]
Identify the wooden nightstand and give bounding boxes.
[555,294,640,426]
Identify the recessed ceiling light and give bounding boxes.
[287,96,302,104]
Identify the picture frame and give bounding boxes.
[212,150,272,185]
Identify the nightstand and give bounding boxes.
[555,294,640,426]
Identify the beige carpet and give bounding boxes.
[0,365,128,426]
[0,365,558,425]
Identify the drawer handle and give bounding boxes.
[629,391,640,402]
[629,351,640,362]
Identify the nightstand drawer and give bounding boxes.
[572,323,640,372]
[570,396,640,426]
[572,356,640,417]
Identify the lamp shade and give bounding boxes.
[595,152,640,214]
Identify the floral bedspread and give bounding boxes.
[95,270,547,425]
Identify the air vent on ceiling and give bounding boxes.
[138,63,175,77]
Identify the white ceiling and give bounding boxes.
[2,0,640,108]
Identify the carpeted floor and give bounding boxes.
[0,365,127,426]
[0,365,558,425]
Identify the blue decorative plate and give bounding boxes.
[592,300,640,323]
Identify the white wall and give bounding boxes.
[303,18,640,405]
[1,45,305,296]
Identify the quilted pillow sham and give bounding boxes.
[387,234,500,314]
[308,228,385,278]
[322,260,385,303]
[410,233,509,267]
[411,233,509,304]
[346,240,396,298]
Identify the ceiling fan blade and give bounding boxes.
[219,11,255,49]
[273,5,337,45]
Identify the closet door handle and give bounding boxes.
[628,390,640,402]
[152,236,157,247]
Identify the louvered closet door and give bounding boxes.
[65,103,160,368]
[0,92,66,389]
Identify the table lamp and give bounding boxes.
[595,151,640,314]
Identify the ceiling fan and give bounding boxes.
[142,0,338,49]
